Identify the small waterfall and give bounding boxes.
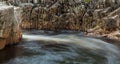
[23,34,120,64]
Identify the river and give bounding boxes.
[0,30,120,64]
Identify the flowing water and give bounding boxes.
[0,30,120,64]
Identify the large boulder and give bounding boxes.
[0,5,22,49]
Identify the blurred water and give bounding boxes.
[0,30,120,64]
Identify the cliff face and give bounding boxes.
[17,0,120,31]
[0,4,22,49]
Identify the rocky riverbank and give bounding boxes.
[20,0,120,40]
[1,0,120,41]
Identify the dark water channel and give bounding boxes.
[0,30,120,64]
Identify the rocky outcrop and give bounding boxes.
[18,0,120,30]
[0,5,22,49]
[85,0,120,40]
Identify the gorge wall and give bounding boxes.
[16,0,120,31]
[20,0,120,40]
[0,2,22,49]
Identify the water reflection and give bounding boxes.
[0,45,23,63]
[0,40,106,64]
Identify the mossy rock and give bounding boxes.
[84,0,91,3]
